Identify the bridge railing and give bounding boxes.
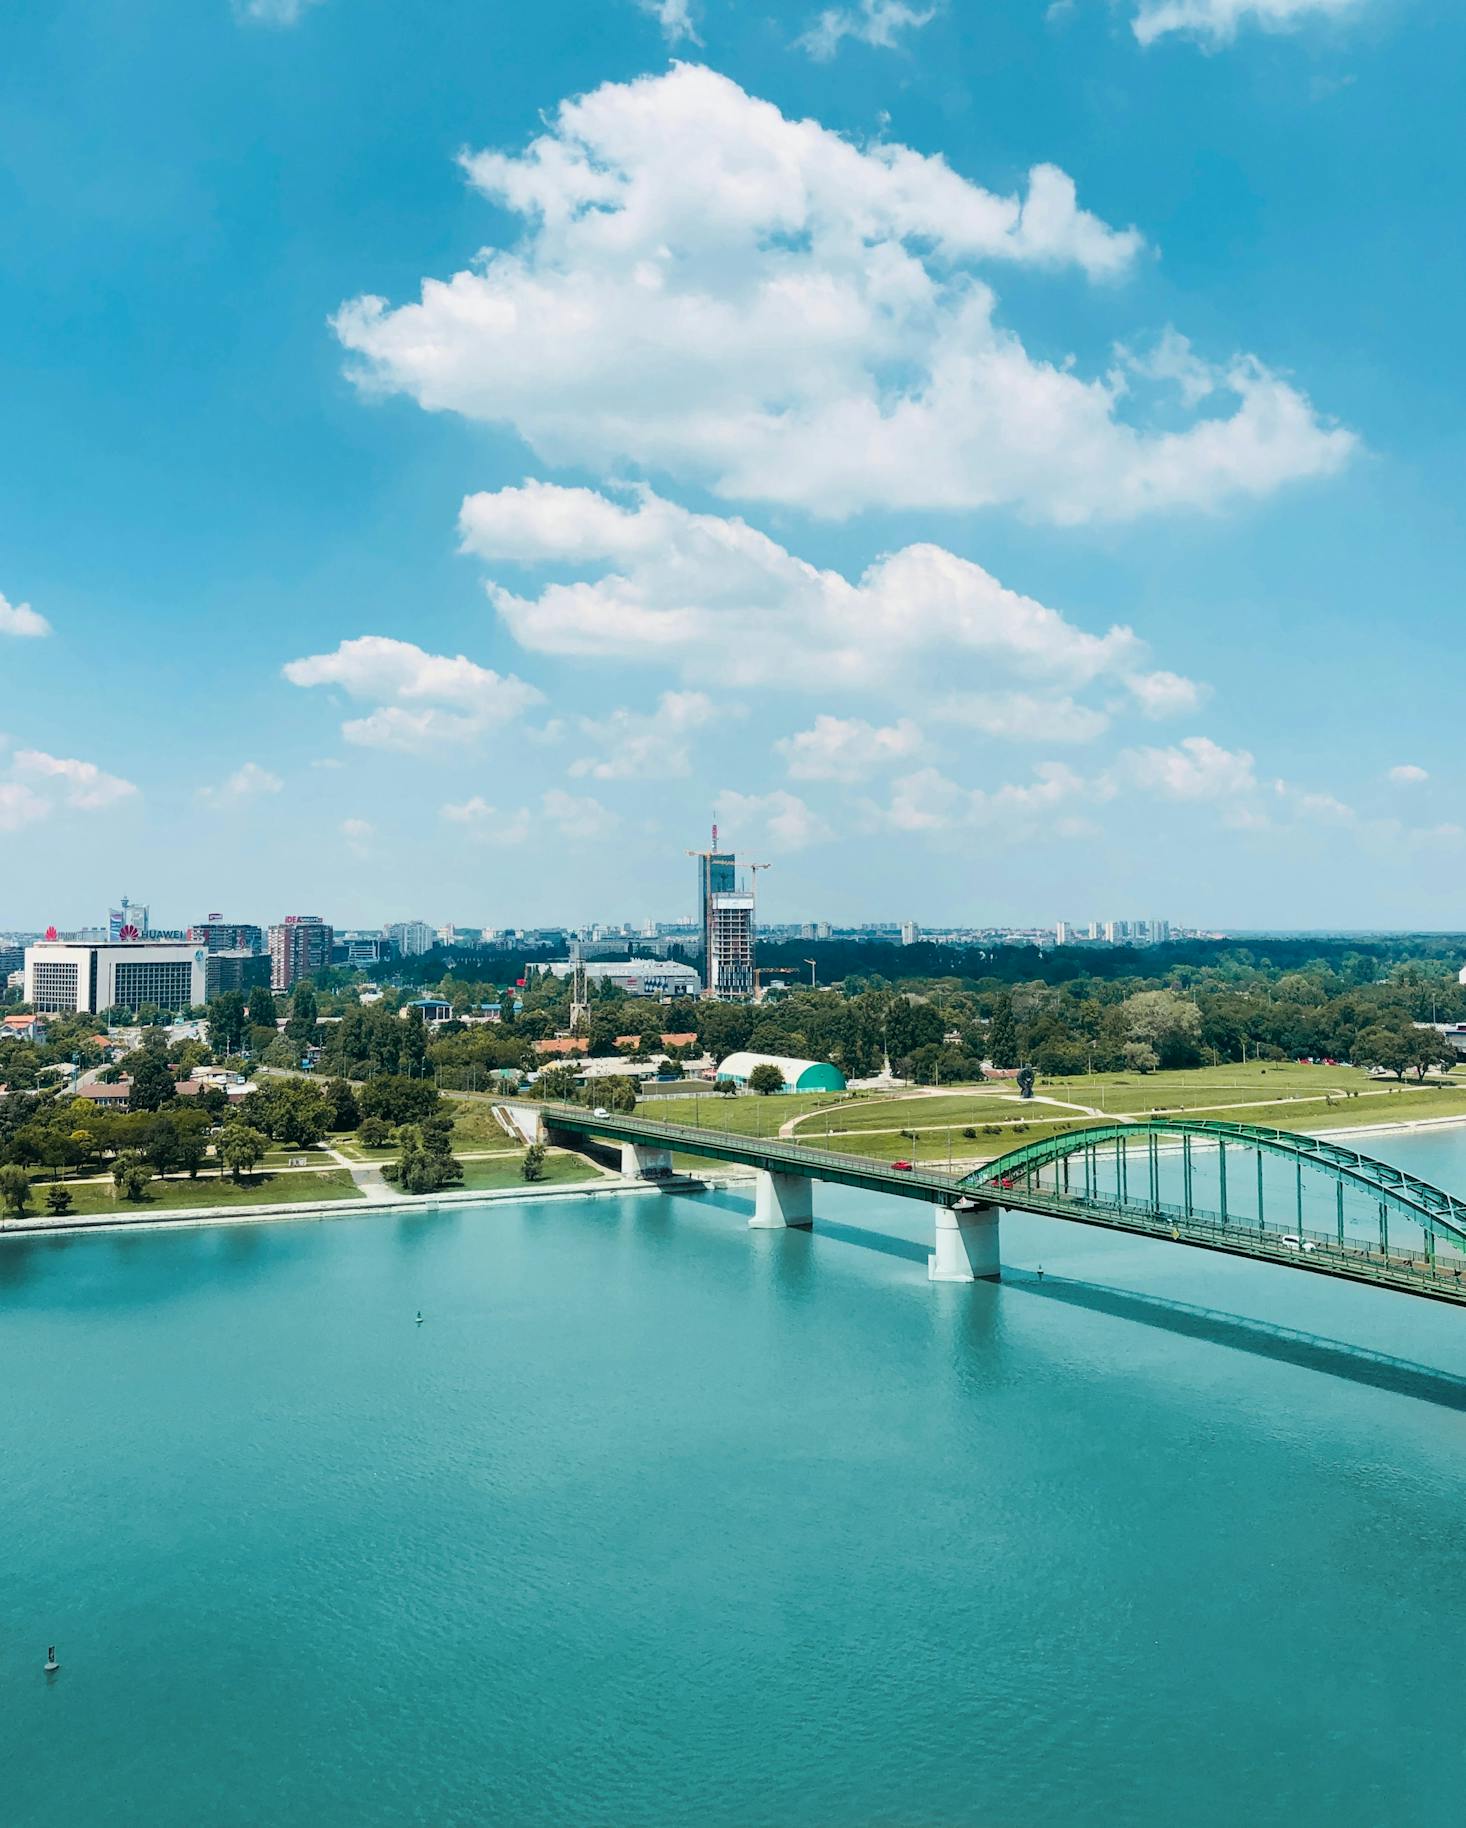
[537,1104,969,1192]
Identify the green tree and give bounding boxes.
[247,985,279,1030]
[987,999,1020,1070]
[357,1115,393,1147]
[207,991,248,1055]
[325,1077,361,1131]
[243,1079,332,1145]
[748,1062,787,1095]
[532,1064,582,1103]
[45,1184,73,1217]
[112,1151,154,1202]
[143,1116,181,1179]
[287,985,319,1047]
[128,1050,176,1112]
[0,1164,32,1216]
[1354,1022,1416,1080]
[389,1121,464,1195]
[359,1075,440,1127]
[218,1123,268,1183]
[176,1130,207,1179]
[521,1142,547,1183]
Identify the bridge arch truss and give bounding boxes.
[962,1117,1466,1272]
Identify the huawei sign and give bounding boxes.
[44,925,58,941]
[118,923,141,942]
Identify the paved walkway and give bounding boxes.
[322,1142,407,1202]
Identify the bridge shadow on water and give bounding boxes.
[809,1218,1466,1412]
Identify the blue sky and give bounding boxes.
[3,0,1463,932]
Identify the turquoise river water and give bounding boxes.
[4,1125,1466,1826]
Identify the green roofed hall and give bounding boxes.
[714,1051,847,1093]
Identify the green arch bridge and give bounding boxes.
[518,1103,1466,1307]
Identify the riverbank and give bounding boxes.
[0,1168,757,1242]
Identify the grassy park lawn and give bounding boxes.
[632,1090,866,1137]
[797,1117,1114,1165]
[452,1151,601,1193]
[11,1168,364,1220]
[446,1098,519,1149]
[330,1137,398,1162]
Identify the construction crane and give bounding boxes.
[752,966,796,1002]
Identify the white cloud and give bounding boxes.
[1119,735,1257,800]
[336,67,1353,523]
[713,788,833,853]
[341,817,375,858]
[461,483,1199,714]
[799,1,938,61]
[196,761,283,807]
[1387,763,1429,785]
[864,762,1090,833]
[0,783,48,832]
[636,0,699,42]
[777,715,925,779]
[542,788,617,840]
[1133,0,1360,48]
[569,690,717,780]
[329,69,1354,525]
[1122,669,1206,719]
[235,0,325,24]
[0,592,51,638]
[13,748,139,811]
[283,635,541,754]
[929,691,1111,744]
[440,790,615,844]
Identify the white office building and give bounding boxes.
[24,938,208,1015]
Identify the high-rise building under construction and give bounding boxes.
[692,824,755,998]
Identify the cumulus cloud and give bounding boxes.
[196,761,283,807]
[1122,669,1206,719]
[569,691,717,780]
[282,635,541,754]
[330,68,1351,525]
[1133,0,1360,47]
[1118,735,1257,800]
[713,788,833,853]
[777,715,925,779]
[636,0,699,42]
[929,692,1111,744]
[0,592,51,638]
[2,749,139,827]
[799,1,937,61]
[441,789,615,843]
[863,762,1090,833]
[1387,763,1429,785]
[460,482,1200,719]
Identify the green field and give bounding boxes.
[452,1151,602,1193]
[446,1098,520,1149]
[609,1063,1466,1166]
[7,1168,364,1221]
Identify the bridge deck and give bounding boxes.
[537,1103,1466,1307]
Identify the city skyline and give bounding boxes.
[5,3,1465,926]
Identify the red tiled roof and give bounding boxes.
[534,1036,591,1055]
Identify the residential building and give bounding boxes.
[24,938,208,1015]
[384,919,435,957]
[268,915,334,991]
[1054,921,1070,945]
[2,1013,47,1042]
[697,837,737,974]
[900,921,920,946]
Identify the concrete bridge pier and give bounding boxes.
[751,1169,814,1230]
[620,1141,673,1179]
[929,1199,1001,1282]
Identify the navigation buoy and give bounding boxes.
[415,1311,424,1325]
[44,1646,59,1673]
